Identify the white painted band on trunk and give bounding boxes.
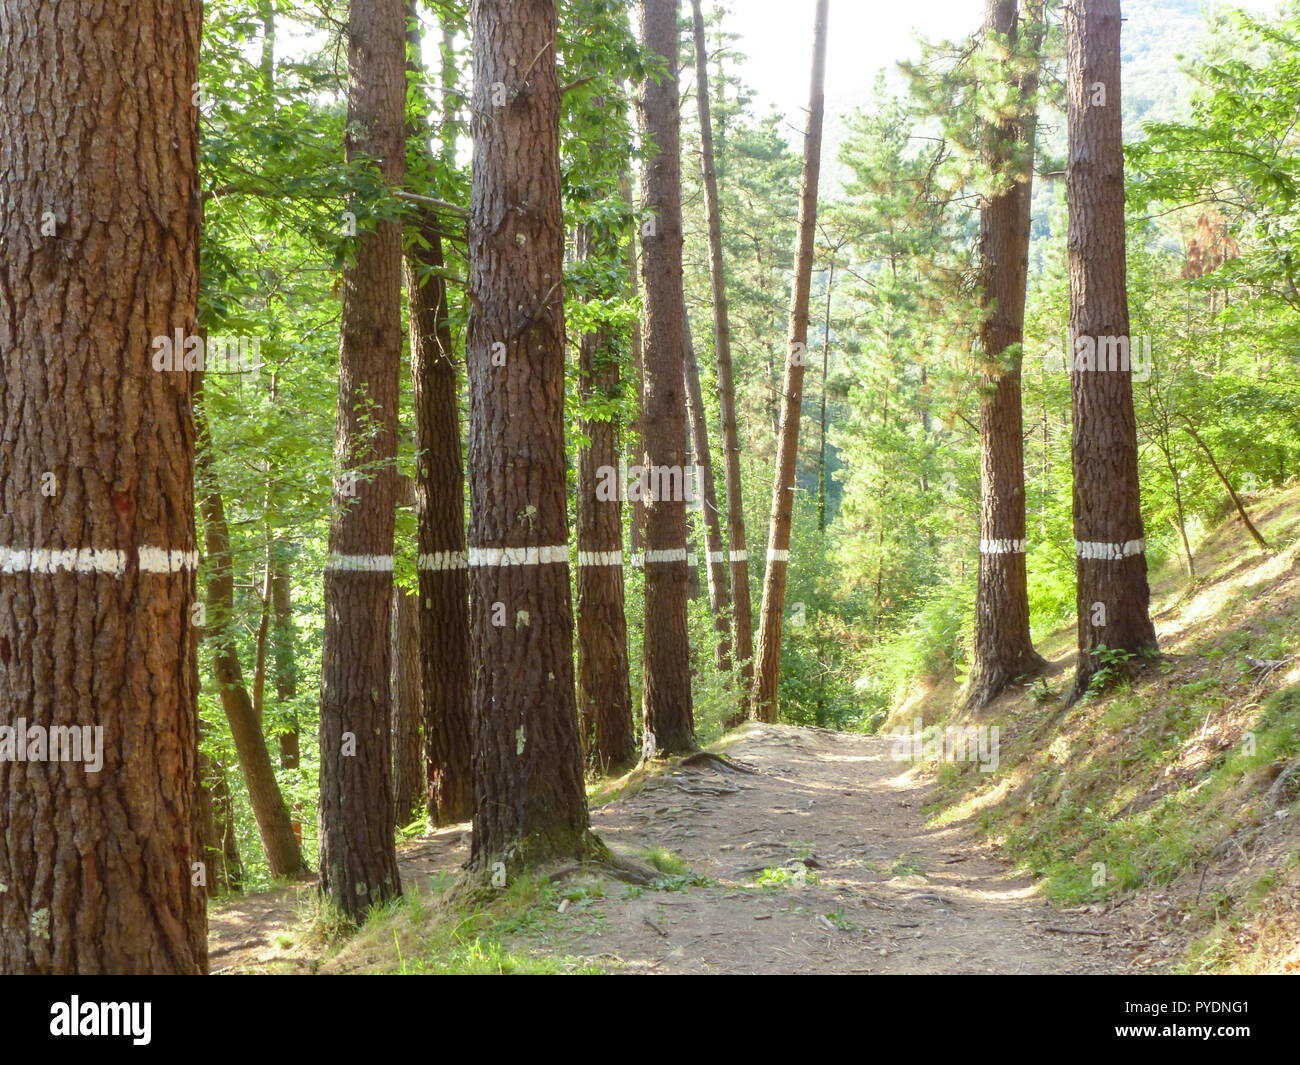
[980,538,1028,555]
[577,550,622,567]
[629,553,645,569]
[327,554,395,572]
[0,547,200,576]
[707,551,726,564]
[468,545,570,566]
[767,548,790,563]
[418,550,468,571]
[137,547,201,573]
[643,548,689,564]
[1075,538,1146,560]
[730,550,748,563]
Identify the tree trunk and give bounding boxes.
[637,0,696,756]
[0,0,208,972]
[692,0,754,719]
[683,302,732,671]
[753,0,830,723]
[622,173,649,566]
[392,569,423,827]
[406,0,474,827]
[196,390,309,880]
[817,256,834,534]
[271,546,299,769]
[467,0,591,865]
[964,0,1047,711]
[575,221,637,774]
[318,0,406,920]
[1065,0,1158,699]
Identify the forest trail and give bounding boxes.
[210,722,1145,974]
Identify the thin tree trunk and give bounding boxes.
[964,0,1047,711]
[692,0,753,718]
[467,0,592,865]
[817,255,834,533]
[1065,0,1158,699]
[196,387,309,880]
[753,0,830,723]
[318,0,406,919]
[625,169,648,565]
[683,301,732,671]
[576,218,637,774]
[637,0,696,756]
[1177,415,1271,551]
[406,0,473,826]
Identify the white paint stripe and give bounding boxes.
[708,551,726,564]
[979,538,1028,555]
[629,553,645,569]
[729,550,748,563]
[138,547,200,573]
[768,548,790,563]
[577,550,622,567]
[1075,538,1146,561]
[327,554,395,572]
[643,548,689,564]
[418,551,468,571]
[0,547,202,575]
[468,545,569,566]
[0,547,126,576]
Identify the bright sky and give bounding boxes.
[722,0,1288,124]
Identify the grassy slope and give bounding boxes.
[896,485,1300,973]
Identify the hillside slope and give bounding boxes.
[897,485,1300,973]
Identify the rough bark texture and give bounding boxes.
[1065,0,1158,699]
[467,0,590,865]
[196,393,308,880]
[622,173,649,563]
[391,575,423,827]
[318,0,406,920]
[965,0,1047,711]
[692,0,753,717]
[637,0,696,756]
[576,222,636,774]
[0,0,207,974]
[753,0,829,723]
[406,2,473,827]
[683,303,732,672]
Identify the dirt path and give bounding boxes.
[209,723,1134,974]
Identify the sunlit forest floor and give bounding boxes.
[207,488,1300,975]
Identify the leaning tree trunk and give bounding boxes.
[466,0,591,866]
[576,221,637,774]
[0,0,207,974]
[1065,0,1158,700]
[318,0,406,920]
[692,0,753,719]
[753,0,830,723]
[964,0,1047,711]
[636,0,696,757]
[405,1,474,827]
[196,388,308,880]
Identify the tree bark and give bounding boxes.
[692,0,753,718]
[466,0,591,865]
[637,0,696,756]
[0,0,208,973]
[392,570,423,827]
[318,0,407,920]
[1065,0,1158,699]
[753,0,830,723]
[576,220,637,774]
[965,0,1047,711]
[406,0,474,827]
